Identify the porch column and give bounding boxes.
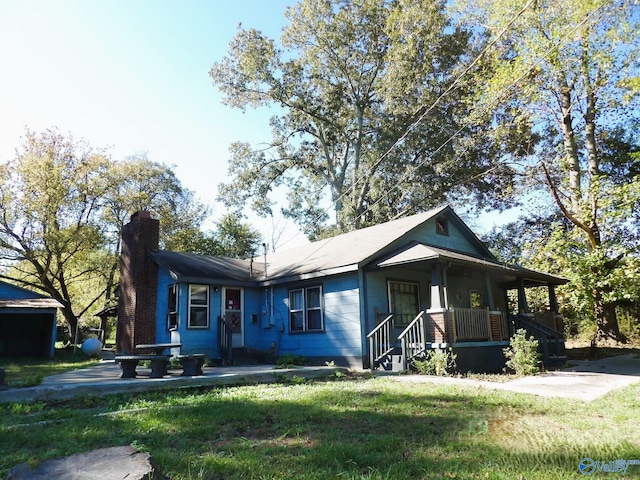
[483,272,496,310]
[429,265,445,310]
[548,284,559,314]
[517,278,528,314]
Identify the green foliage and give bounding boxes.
[211,0,520,238]
[0,129,262,333]
[457,0,640,342]
[503,329,540,376]
[412,348,457,376]
[275,354,306,368]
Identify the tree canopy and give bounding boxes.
[459,0,640,342]
[0,128,259,336]
[210,0,525,239]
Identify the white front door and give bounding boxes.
[223,288,243,347]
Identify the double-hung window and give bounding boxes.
[167,284,178,330]
[188,284,209,328]
[289,286,324,332]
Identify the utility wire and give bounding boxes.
[272,0,604,253]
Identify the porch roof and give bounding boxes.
[374,243,568,286]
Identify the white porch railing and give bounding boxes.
[398,311,426,370]
[366,314,395,369]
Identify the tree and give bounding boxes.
[211,214,262,258]
[99,153,211,312]
[458,0,640,342]
[0,128,112,335]
[166,214,262,258]
[210,0,523,239]
[0,130,214,336]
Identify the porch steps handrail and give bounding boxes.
[398,311,426,370]
[512,314,566,368]
[366,314,395,370]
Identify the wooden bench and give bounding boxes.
[176,354,206,376]
[115,355,169,379]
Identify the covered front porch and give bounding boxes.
[365,243,568,372]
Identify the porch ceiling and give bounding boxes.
[370,243,567,287]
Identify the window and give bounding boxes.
[289,286,324,332]
[470,290,483,309]
[388,281,420,326]
[436,217,449,236]
[188,284,209,328]
[167,284,178,330]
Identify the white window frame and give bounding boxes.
[289,285,324,333]
[188,284,209,329]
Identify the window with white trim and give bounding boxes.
[167,284,178,330]
[188,284,209,328]
[289,286,324,332]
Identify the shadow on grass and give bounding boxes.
[566,345,640,361]
[1,379,637,479]
[0,348,99,388]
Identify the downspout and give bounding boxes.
[270,285,275,326]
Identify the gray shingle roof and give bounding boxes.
[262,206,448,280]
[151,206,448,284]
[150,251,257,283]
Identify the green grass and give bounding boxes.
[0,348,99,388]
[1,376,639,479]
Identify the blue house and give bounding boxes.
[116,206,567,372]
[0,281,61,358]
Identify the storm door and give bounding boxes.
[388,281,420,327]
[223,288,243,347]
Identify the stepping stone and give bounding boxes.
[7,445,165,480]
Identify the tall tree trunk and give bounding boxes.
[592,288,625,343]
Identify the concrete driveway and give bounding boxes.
[390,353,640,401]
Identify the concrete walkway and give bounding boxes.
[390,354,640,401]
[2,354,640,404]
[0,361,347,404]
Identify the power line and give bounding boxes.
[272,0,606,251]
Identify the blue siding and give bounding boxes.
[0,281,58,358]
[365,268,431,316]
[266,273,362,363]
[405,218,483,255]
[155,268,221,357]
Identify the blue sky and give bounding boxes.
[0,0,515,249]
[0,0,301,241]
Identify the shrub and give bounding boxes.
[503,329,540,376]
[412,348,457,376]
[276,354,306,368]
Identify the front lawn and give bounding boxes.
[0,348,99,388]
[1,375,639,479]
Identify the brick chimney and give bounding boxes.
[116,211,160,354]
